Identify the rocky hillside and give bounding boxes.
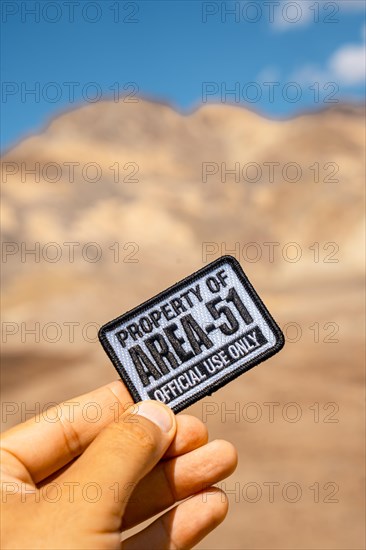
[1,100,364,354]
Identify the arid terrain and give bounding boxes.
[1,99,365,549]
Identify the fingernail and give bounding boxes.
[136,401,174,433]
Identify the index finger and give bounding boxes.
[0,381,131,484]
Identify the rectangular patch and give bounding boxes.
[99,256,285,412]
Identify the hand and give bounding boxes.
[1,381,237,549]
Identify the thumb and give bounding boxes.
[61,400,176,521]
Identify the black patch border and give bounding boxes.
[98,255,285,413]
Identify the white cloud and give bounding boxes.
[290,64,332,86]
[290,27,365,87]
[339,1,366,11]
[273,0,312,30]
[329,42,366,85]
[273,0,365,32]
[256,66,281,82]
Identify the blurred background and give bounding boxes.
[1,1,365,548]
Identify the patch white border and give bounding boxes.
[99,256,284,412]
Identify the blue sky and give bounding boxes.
[1,0,365,151]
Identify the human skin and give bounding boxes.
[0,381,238,549]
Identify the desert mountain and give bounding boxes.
[1,100,364,352]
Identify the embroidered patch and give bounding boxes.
[99,256,285,412]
